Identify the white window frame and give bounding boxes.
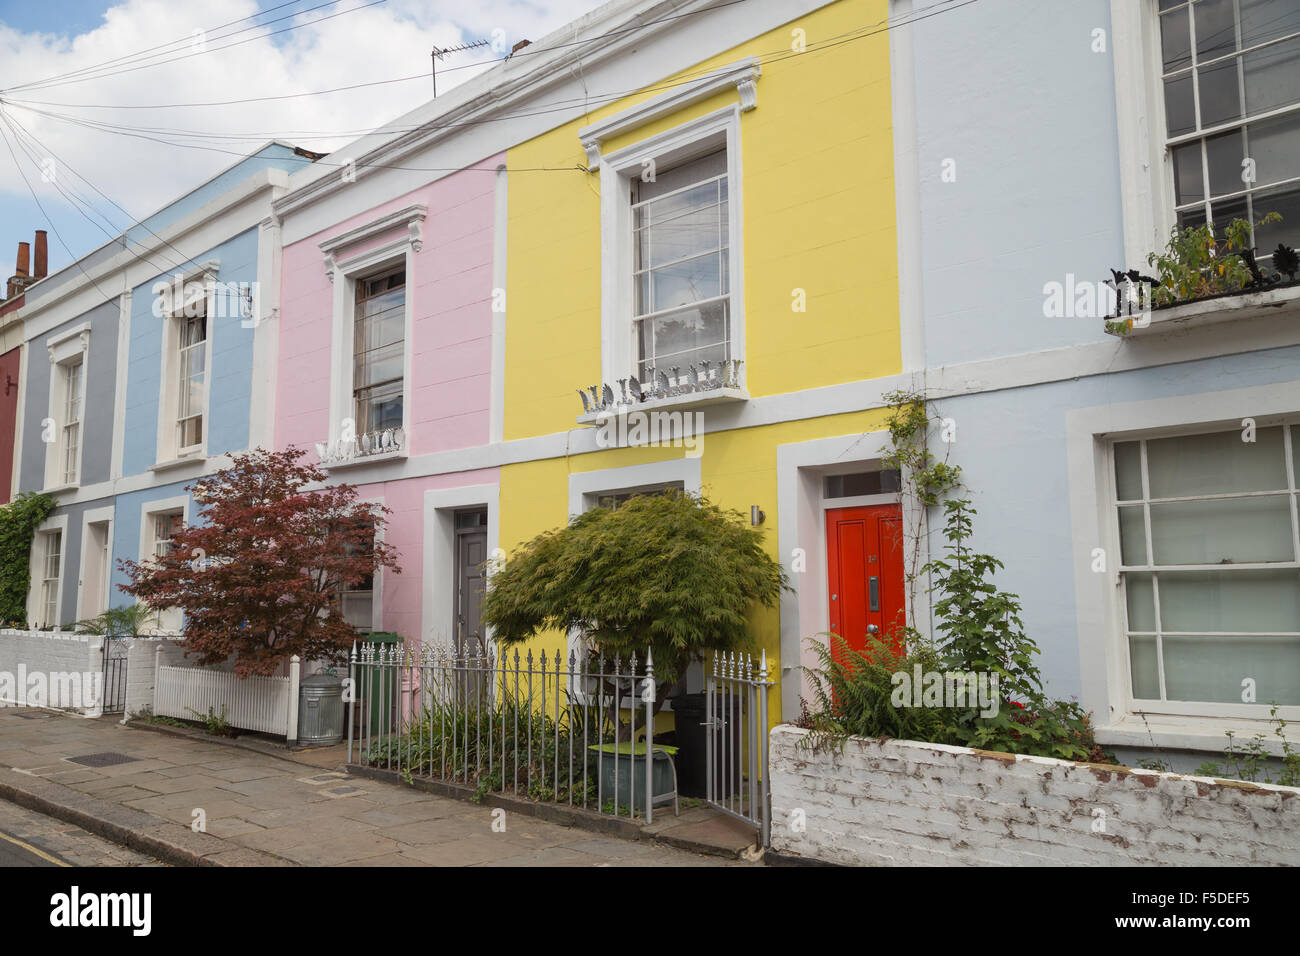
[75,505,115,623]
[774,431,904,720]
[26,513,69,629]
[1067,380,1300,749]
[43,323,90,491]
[320,205,424,467]
[154,266,216,466]
[1107,420,1300,721]
[340,496,385,635]
[587,93,751,391]
[422,483,500,653]
[1111,0,1300,267]
[139,494,189,633]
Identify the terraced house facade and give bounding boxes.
[8,0,1297,767]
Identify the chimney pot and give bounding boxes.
[33,230,47,279]
[15,242,29,277]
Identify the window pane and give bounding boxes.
[1252,184,1300,266]
[1195,0,1238,60]
[1205,128,1245,197]
[1243,35,1300,117]
[1246,113,1300,189]
[1150,495,1295,564]
[645,253,723,313]
[1241,0,1300,48]
[1114,441,1143,500]
[637,299,729,378]
[1159,569,1300,632]
[1164,73,1197,136]
[1126,572,1156,631]
[1172,141,1205,204]
[1197,56,1242,128]
[1207,192,1249,238]
[1119,505,1148,566]
[636,204,723,271]
[1129,636,1161,699]
[1161,6,1192,72]
[1163,635,1300,703]
[1146,427,1287,497]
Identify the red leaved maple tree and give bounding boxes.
[119,447,400,676]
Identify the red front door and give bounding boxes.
[826,505,905,661]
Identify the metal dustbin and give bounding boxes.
[298,672,345,746]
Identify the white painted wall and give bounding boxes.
[769,725,1300,866]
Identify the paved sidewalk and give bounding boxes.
[0,709,745,867]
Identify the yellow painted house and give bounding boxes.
[498,0,907,726]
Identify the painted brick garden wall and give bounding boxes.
[769,725,1300,866]
[124,638,188,719]
[0,629,104,715]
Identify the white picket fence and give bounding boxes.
[154,655,300,740]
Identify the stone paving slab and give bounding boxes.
[0,709,747,867]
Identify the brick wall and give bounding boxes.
[769,725,1300,866]
[0,629,104,715]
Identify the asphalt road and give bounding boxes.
[0,798,162,867]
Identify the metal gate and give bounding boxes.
[705,651,773,846]
[100,639,129,714]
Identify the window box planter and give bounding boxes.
[1104,280,1300,338]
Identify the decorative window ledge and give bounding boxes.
[578,57,760,170]
[316,427,409,470]
[576,386,747,426]
[1105,280,1300,337]
[149,453,205,474]
[320,204,427,281]
[40,483,77,496]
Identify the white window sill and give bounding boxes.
[149,453,205,474]
[576,386,748,426]
[41,482,78,495]
[1097,712,1300,756]
[1106,280,1300,337]
[320,448,409,471]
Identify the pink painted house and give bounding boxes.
[272,152,508,651]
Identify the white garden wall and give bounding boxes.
[769,725,1300,866]
[0,628,105,715]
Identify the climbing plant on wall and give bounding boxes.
[0,492,56,627]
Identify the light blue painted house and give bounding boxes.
[891,0,1300,766]
[14,143,313,631]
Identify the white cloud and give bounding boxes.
[0,0,600,258]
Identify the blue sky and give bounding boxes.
[0,0,595,282]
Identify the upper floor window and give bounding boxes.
[1157,0,1300,268]
[353,268,405,436]
[1114,423,1300,712]
[631,151,730,380]
[176,312,206,452]
[60,359,83,486]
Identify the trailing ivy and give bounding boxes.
[0,492,56,627]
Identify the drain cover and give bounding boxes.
[325,786,363,796]
[67,752,139,767]
[13,712,52,720]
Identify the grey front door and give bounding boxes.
[454,510,487,657]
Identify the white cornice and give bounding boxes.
[21,169,289,337]
[319,204,428,259]
[578,57,760,168]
